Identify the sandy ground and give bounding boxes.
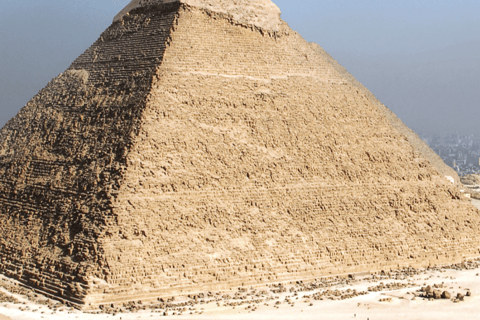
[1,200,479,320]
[2,263,480,320]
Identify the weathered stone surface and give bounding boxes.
[113,0,282,31]
[0,0,479,308]
[432,290,442,299]
[442,291,451,299]
[309,44,462,185]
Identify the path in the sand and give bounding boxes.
[0,314,11,320]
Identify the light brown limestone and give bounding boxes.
[114,0,282,31]
[0,0,479,308]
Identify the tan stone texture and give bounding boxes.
[0,1,479,308]
[113,0,282,31]
[310,43,462,184]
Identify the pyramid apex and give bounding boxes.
[114,0,282,31]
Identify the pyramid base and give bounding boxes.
[4,252,472,309]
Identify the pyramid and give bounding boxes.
[0,0,479,308]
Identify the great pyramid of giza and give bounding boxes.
[0,0,479,308]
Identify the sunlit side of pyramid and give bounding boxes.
[0,0,479,307]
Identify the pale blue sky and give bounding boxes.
[0,0,479,133]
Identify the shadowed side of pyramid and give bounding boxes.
[0,2,181,305]
[0,0,479,308]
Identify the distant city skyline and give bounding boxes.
[419,131,480,176]
[0,0,479,133]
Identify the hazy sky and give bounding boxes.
[0,0,479,133]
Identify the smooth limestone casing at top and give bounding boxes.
[0,0,478,308]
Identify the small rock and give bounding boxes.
[441,291,451,299]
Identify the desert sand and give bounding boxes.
[2,258,480,320]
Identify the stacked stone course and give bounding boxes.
[0,0,479,308]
